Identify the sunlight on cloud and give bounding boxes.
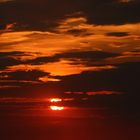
[0,31,32,43]
[0,16,140,56]
[2,60,116,78]
[39,76,60,82]
[58,16,140,35]
[0,31,93,55]
[0,16,140,83]
[58,17,88,32]
[86,91,121,96]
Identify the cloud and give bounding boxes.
[0,50,119,84]
[0,97,48,104]
[3,60,116,76]
[102,51,140,64]
[0,85,20,89]
[66,29,91,36]
[0,0,140,32]
[86,91,121,95]
[52,62,140,94]
[0,55,22,69]
[39,76,61,82]
[84,0,140,25]
[5,70,49,81]
[0,62,139,106]
[0,1,140,101]
[0,51,24,57]
[27,51,119,65]
[65,90,121,96]
[106,32,129,37]
[2,62,140,96]
[0,51,33,69]
[0,22,140,55]
[0,70,51,89]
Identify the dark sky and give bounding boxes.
[0,0,140,109]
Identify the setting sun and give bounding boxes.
[50,106,64,111]
[50,98,62,103]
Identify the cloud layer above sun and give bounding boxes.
[0,0,140,100]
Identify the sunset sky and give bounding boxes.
[0,0,140,108]
[0,1,140,140]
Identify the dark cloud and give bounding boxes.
[0,51,118,70]
[27,51,119,65]
[106,32,129,37]
[0,0,79,31]
[0,51,25,57]
[54,62,140,94]
[0,61,139,97]
[27,56,59,65]
[0,51,26,69]
[66,29,93,36]
[5,70,49,81]
[85,0,140,25]
[0,56,21,69]
[57,51,118,59]
[0,0,140,31]
[0,50,138,95]
[0,70,49,96]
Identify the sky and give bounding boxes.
[0,0,140,110]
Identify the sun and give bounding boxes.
[50,98,62,103]
[50,106,64,111]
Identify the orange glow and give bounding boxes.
[50,98,62,103]
[6,23,16,30]
[50,106,64,111]
[5,61,116,77]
